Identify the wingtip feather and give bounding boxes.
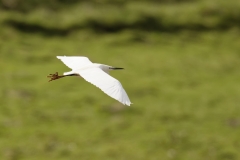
[124,101,132,106]
[56,56,66,59]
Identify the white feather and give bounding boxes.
[76,68,131,106]
[56,56,132,106]
[56,56,92,70]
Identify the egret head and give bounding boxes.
[97,64,124,73]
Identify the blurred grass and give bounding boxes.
[1,0,240,33]
[1,0,240,160]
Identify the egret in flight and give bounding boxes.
[47,56,132,106]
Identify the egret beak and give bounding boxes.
[111,67,124,70]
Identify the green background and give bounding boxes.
[0,0,240,159]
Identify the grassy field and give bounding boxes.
[1,1,240,160]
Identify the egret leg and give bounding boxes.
[47,72,79,82]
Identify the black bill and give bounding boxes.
[111,67,124,70]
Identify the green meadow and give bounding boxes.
[1,0,240,159]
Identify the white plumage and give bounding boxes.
[56,56,132,106]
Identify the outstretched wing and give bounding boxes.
[56,56,93,70]
[76,68,131,106]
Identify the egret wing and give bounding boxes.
[76,68,131,106]
[57,56,93,70]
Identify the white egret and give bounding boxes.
[47,56,132,106]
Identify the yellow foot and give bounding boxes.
[47,72,62,82]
